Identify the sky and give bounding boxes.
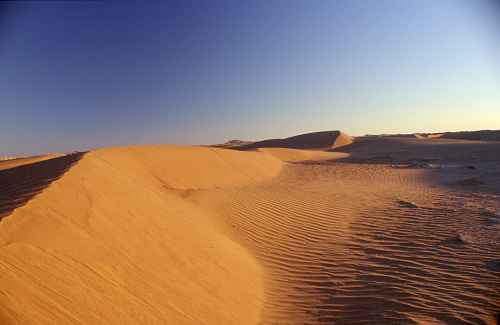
[0,0,499,156]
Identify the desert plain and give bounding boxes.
[0,130,499,324]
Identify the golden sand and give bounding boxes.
[0,133,499,324]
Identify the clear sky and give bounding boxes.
[1,0,499,155]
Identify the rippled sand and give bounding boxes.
[192,137,500,324]
[0,136,499,324]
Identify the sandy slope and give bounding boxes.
[0,145,282,325]
[0,137,499,324]
[258,148,348,162]
[190,137,500,324]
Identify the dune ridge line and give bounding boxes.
[0,145,283,325]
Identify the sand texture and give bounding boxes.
[0,146,282,324]
[0,135,499,324]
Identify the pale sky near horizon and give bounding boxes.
[0,0,499,156]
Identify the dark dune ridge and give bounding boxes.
[439,130,500,141]
[371,129,500,141]
[337,136,500,164]
[0,152,85,220]
[234,130,352,150]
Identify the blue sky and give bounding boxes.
[1,0,499,155]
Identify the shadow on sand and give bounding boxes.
[0,152,85,220]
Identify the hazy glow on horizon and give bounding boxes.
[0,0,499,155]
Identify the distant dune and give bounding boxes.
[439,129,500,141]
[212,139,254,148]
[381,130,500,141]
[233,130,353,150]
[0,153,63,171]
[0,133,499,324]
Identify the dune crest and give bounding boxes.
[235,131,353,151]
[0,145,283,325]
[1,135,499,324]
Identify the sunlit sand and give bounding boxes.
[0,131,499,324]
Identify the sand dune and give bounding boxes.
[212,139,254,148]
[193,136,500,324]
[235,131,353,151]
[411,130,500,141]
[0,146,282,325]
[375,130,500,141]
[0,135,499,324]
[440,130,500,141]
[415,133,444,139]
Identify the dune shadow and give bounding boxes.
[332,136,500,165]
[0,152,85,220]
[235,131,348,150]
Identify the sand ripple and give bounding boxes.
[201,163,500,324]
